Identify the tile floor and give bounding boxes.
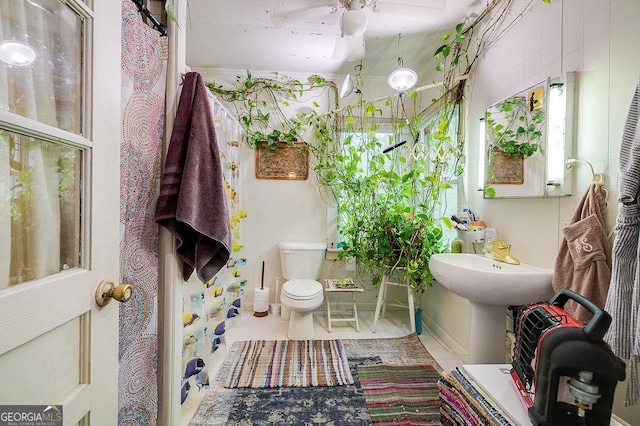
[180,309,465,425]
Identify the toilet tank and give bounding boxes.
[279,242,327,280]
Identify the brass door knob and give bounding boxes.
[95,280,134,307]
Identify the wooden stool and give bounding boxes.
[324,278,363,332]
[372,273,415,333]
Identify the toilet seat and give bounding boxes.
[282,279,323,300]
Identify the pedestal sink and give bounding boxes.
[429,253,554,364]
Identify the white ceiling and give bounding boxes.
[185,0,483,80]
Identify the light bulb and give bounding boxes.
[388,67,417,92]
[341,9,367,37]
[0,40,36,66]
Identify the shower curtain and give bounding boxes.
[180,93,246,406]
[119,1,167,423]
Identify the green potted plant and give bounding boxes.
[306,94,458,295]
[483,93,546,193]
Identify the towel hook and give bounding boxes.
[565,158,605,184]
[566,158,608,203]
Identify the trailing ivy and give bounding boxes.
[205,71,337,147]
[202,0,553,293]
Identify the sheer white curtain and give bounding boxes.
[0,1,73,288]
[0,136,8,290]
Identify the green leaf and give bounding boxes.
[164,0,180,28]
[484,186,496,198]
[365,104,376,115]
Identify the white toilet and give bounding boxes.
[278,241,326,340]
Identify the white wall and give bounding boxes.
[424,0,640,422]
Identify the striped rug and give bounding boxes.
[222,339,353,388]
[358,363,441,425]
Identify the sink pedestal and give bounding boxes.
[469,302,509,364]
[428,253,554,365]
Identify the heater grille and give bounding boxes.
[512,304,571,393]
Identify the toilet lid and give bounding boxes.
[282,279,323,300]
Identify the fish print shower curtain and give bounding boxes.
[180,94,246,405]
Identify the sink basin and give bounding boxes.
[429,253,554,306]
[429,253,554,364]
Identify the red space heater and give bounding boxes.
[510,289,625,426]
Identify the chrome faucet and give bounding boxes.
[484,239,520,265]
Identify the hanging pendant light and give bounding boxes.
[388,34,417,93]
[339,63,363,99]
[388,57,417,93]
[0,40,36,66]
[340,74,355,99]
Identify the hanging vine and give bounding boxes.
[202,0,552,292]
[205,71,338,147]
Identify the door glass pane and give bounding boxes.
[0,0,83,135]
[0,130,82,288]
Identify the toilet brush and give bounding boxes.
[271,277,281,315]
[254,261,269,317]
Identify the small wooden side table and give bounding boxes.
[324,278,363,332]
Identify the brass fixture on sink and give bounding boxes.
[484,239,520,265]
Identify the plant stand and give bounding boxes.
[324,279,363,332]
[372,273,416,333]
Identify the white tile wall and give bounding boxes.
[455,0,640,422]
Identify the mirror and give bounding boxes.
[482,73,574,198]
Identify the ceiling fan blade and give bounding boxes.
[371,0,446,23]
[332,34,365,61]
[270,1,340,25]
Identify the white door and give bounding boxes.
[0,1,122,424]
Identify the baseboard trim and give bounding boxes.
[423,312,469,363]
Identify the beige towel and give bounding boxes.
[552,183,611,323]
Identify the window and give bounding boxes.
[329,105,462,249]
[0,0,88,288]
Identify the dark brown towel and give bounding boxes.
[155,72,231,282]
